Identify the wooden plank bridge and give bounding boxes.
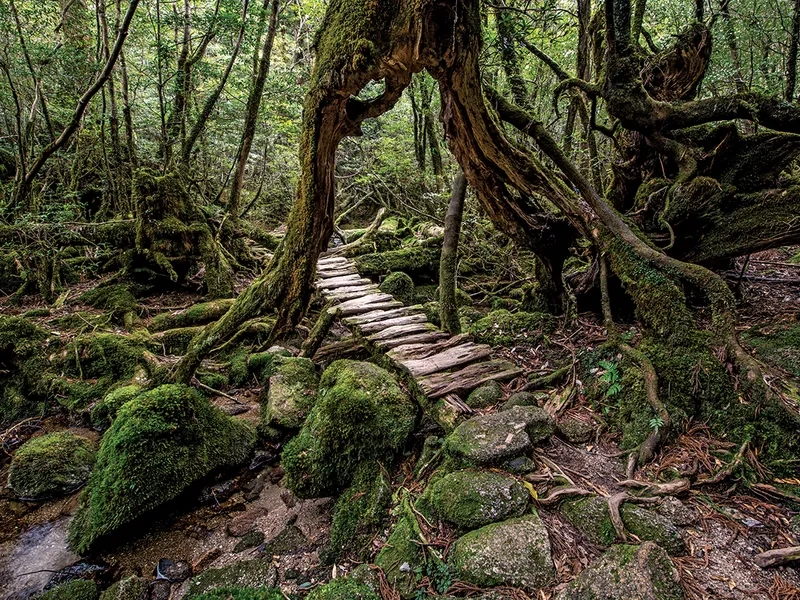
[315,254,522,428]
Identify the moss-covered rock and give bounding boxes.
[68,384,256,554]
[99,576,149,600]
[9,431,96,499]
[0,315,52,424]
[501,391,541,410]
[557,415,595,443]
[184,560,278,598]
[443,406,555,466]
[466,310,556,346]
[449,514,555,590]
[556,542,684,600]
[306,578,380,600]
[187,589,284,600]
[420,469,529,529]
[466,381,503,409]
[151,326,203,355]
[325,461,392,563]
[262,357,319,430]
[355,246,440,279]
[559,496,685,555]
[36,579,99,600]
[379,272,415,305]
[282,360,416,498]
[90,384,143,430]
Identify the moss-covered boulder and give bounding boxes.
[90,384,143,429]
[449,514,555,590]
[557,415,595,443]
[443,406,554,466]
[79,284,139,327]
[282,360,416,498]
[325,462,392,563]
[36,579,99,600]
[420,470,529,530]
[466,310,556,346]
[99,576,149,600]
[501,391,541,410]
[184,560,278,598]
[187,589,284,600]
[9,431,96,499]
[379,272,415,305]
[306,578,380,600]
[68,384,256,554]
[355,246,441,279]
[556,542,684,600]
[560,496,685,555]
[261,357,319,430]
[0,315,52,423]
[466,381,503,409]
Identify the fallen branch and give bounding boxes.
[753,546,800,568]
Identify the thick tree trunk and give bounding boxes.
[439,171,467,334]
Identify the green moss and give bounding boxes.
[90,384,144,429]
[68,384,256,554]
[282,360,416,498]
[466,381,503,409]
[36,579,99,600]
[379,272,415,305]
[0,315,52,423]
[184,561,278,598]
[355,246,441,279]
[9,431,96,499]
[187,589,285,600]
[261,357,319,430]
[306,578,380,600]
[22,308,52,318]
[98,576,148,600]
[375,500,423,597]
[150,299,235,332]
[743,322,800,377]
[420,469,529,529]
[79,284,139,326]
[61,333,147,381]
[324,461,392,563]
[466,310,556,346]
[152,326,204,355]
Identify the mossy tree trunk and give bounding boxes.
[439,170,467,334]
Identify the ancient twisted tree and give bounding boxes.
[175,0,800,471]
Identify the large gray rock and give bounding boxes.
[444,405,555,465]
[263,357,319,429]
[449,514,555,590]
[183,559,278,597]
[421,469,529,529]
[560,496,686,555]
[556,542,684,600]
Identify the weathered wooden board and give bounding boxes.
[358,313,429,334]
[388,334,472,362]
[324,284,378,299]
[317,274,372,289]
[397,342,492,377]
[317,255,349,266]
[344,305,424,325]
[368,322,436,342]
[373,331,451,350]
[417,360,523,399]
[317,266,358,278]
[323,287,381,302]
[338,300,404,317]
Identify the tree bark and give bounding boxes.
[788,0,800,100]
[439,170,467,334]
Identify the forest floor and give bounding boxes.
[0,248,799,600]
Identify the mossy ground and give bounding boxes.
[466,309,556,346]
[36,579,99,600]
[305,578,379,600]
[187,589,285,600]
[0,315,52,423]
[68,384,256,554]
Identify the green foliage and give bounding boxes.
[597,360,622,398]
[414,558,452,598]
[282,360,416,499]
[9,431,96,499]
[68,384,255,553]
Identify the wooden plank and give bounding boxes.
[331,293,395,312]
[344,305,424,326]
[398,342,492,377]
[338,300,404,317]
[317,256,349,266]
[317,274,371,289]
[417,360,523,399]
[324,284,379,299]
[368,322,436,342]
[323,287,381,302]
[388,334,472,362]
[358,313,429,334]
[317,266,358,278]
[374,331,451,350]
